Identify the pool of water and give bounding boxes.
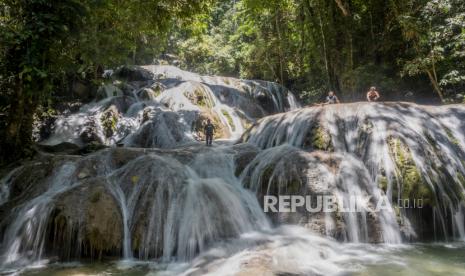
[354,243,465,276]
[14,242,465,276]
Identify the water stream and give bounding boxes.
[1,66,464,275]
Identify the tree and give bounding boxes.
[398,0,465,102]
[0,0,87,161]
[0,0,212,162]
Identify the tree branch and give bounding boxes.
[334,0,350,16]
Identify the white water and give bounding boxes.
[2,68,465,275]
[0,163,77,269]
[240,144,402,243]
[246,102,465,241]
[43,65,298,148]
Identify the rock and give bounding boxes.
[71,79,93,101]
[79,141,108,155]
[37,142,81,155]
[137,88,158,101]
[51,180,123,259]
[113,65,154,82]
[302,124,333,151]
[79,120,104,144]
[241,145,385,242]
[101,96,136,113]
[96,84,123,100]
[192,110,229,140]
[232,143,260,176]
[77,171,89,179]
[124,108,189,148]
[100,105,120,138]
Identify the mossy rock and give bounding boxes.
[100,105,119,138]
[192,111,229,139]
[184,86,214,108]
[303,124,333,151]
[50,181,123,260]
[387,137,436,206]
[221,109,236,132]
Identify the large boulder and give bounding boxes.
[71,79,93,101]
[37,142,81,155]
[113,66,154,82]
[100,105,120,138]
[96,84,123,100]
[50,179,123,259]
[241,145,388,242]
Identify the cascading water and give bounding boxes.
[1,64,465,275]
[0,162,77,269]
[245,102,465,242]
[42,65,298,148]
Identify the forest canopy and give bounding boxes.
[170,0,465,104]
[0,0,464,161]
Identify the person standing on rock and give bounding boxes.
[325,91,340,104]
[204,119,215,146]
[366,86,380,102]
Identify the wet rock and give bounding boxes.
[124,108,189,148]
[137,88,158,101]
[100,105,120,138]
[96,84,123,100]
[79,141,108,155]
[101,96,136,113]
[37,142,81,155]
[192,110,229,140]
[50,179,123,259]
[232,143,260,176]
[241,145,386,243]
[71,79,93,101]
[79,120,104,144]
[113,65,154,82]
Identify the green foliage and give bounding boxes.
[221,109,236,131]
[0,0,211,161]
[170,0,464,103]
[398,0,465,101]
[388,137,436,206]
[311,125,333,151]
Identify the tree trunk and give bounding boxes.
[275,11,285,84]
[5,77,25,148]
[2,77,36,161]
[318,10,331,87]
[334,0,350,16]
[426,70,444,102]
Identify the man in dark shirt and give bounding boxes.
[204,119,215,146]
[325,91,340,104]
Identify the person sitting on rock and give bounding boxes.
[366,86,380,102]
[325,91,340,104]
[204,119,215,146]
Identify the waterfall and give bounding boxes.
[2,64,465,274]
[0,163,77,269]
[245,102,465,241]
[0,145,270,268]
[42,65,298,148]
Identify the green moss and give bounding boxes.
[185,88,213,108]
[388,137,436,206]
[152,85,162,97]
[101,109,118,138]
[458,173,465,189]
[445,127,460,147]
[309,125,333,151]
[221,109,236,131]
[378,175,388,192]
